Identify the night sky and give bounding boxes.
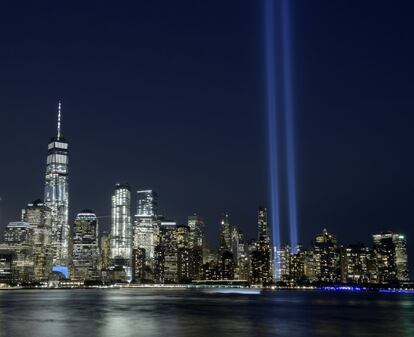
[0,1,413,271]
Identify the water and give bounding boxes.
[0,289,413,337]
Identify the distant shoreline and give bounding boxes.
[1,285,413,294]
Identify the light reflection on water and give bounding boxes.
[0,289,413,337]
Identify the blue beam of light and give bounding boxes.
[265,0,281,249]
[281,0,298,253]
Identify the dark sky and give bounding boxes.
[1,1,413,271]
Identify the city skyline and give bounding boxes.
[1,2,414,337]
[1,1,414,275]
[0,101,413,276]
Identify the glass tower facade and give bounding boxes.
[72,210,99,281]
[110,183,132,280]
[44,101,69,269]
[136,190,158,217]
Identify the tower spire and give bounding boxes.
[57,100,62,139]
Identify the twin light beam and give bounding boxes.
[265,0,298,253]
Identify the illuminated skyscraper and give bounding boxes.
[250,207,273,285]
[136,190,158,217]
[219,214,231,253]
[188,214,204,249]
[2,222,34,283]
[154,221,178,283]
[339,244,371,284]
[373,232,409,284]
[133,190,159,279]
[72,210,99,281]
[313,229,339,283]
[44,101,69,270]
[110,183,132,281]
[21,199,52,280]
[99,231,111,271]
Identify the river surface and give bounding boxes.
[0,289,413,337]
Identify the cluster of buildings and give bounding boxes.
[275,229,410,287]
[0,103,411,288]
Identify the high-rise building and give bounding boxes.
[44,101,70,272]
[71,210,99,281]
[133,189,159,281]
[154,221,177,283]
[99,231,111,272]
[110,183,132,281]
[340,244,371,284]
[136,190,158,217]
[0,250,15,285]
[274,244,291,283]
[21,199,52,281]
[188,214,204,250]
[176,225,191,283]
[373,232,409,284]
[2,222,34,283]
[133,217,158,264]
[231,226,249,280]
[250,207,272,285]
[219,214,231,253]
[132,248,146,283]
[187,214,204,280]
[313,229,339,283]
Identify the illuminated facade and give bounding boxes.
[72,210,99,281]
[188,214,204,249]
[133,189,159,280]
[2,222,34,283]
[21,199,52,280]
[110,183,132,280]
[219,214,232,252]
[250,208,273,285]
[99,231,111,271]
[373,232,409,284]
[154,221,177,283]
[44,101,69,269]
[313,229,340,283]
[136,190,158,217]
[339,244,372,284]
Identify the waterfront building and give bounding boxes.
[44,101,70,271]
[373,232,409,284]
[2,222,34,283]
[313,229,340,283]
[176,225,191,283]
[0,250,15,285]
[303,249,318,283]
[71,210,99,281]
[22,199,52,281]
[154,221,178,283]
[133,190,159,280]
[289,246,307,284]
[340,244,371,284]
[250,207,273,285]
[133,216,159,266]
[230,227,249,280]
[274,244,291,283]
[110,183,132,281]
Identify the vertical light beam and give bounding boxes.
[281,0,298,253]
[265,0,281,249]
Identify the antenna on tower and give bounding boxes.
[57,100,62,139]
